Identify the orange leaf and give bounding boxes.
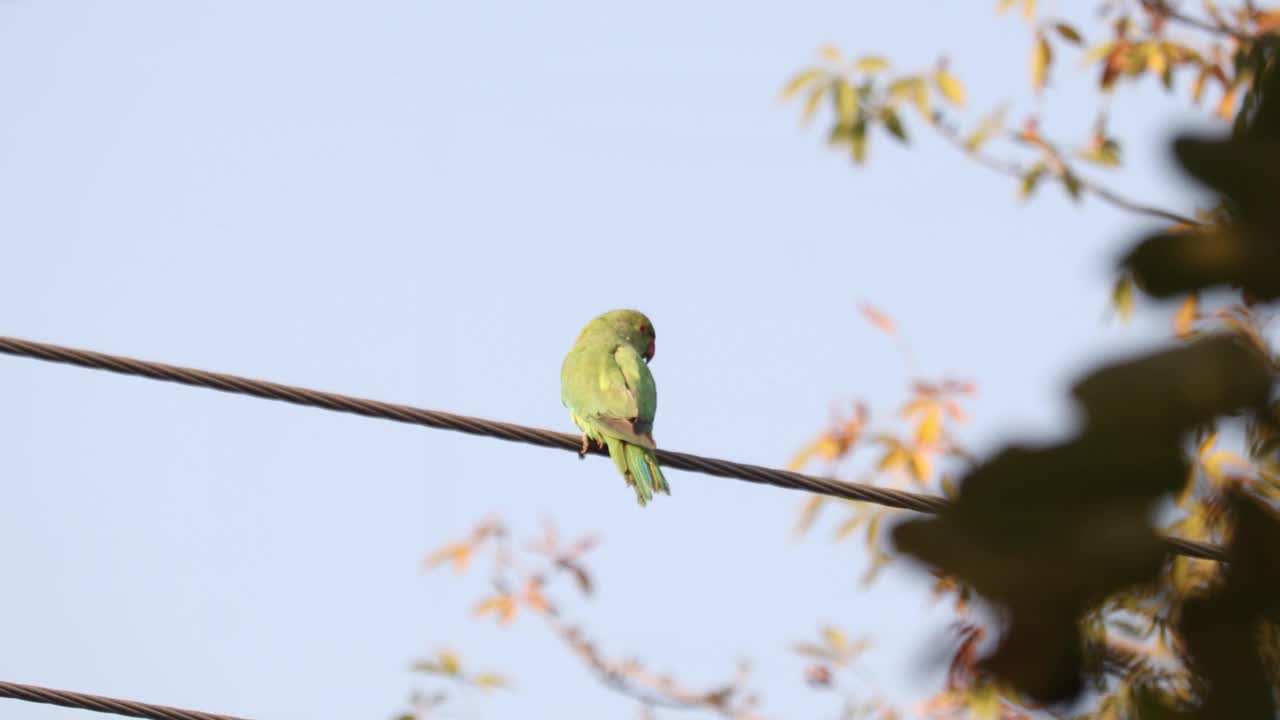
[473,595,518,625]
[1256,11,1280,34]
[1173,294,1198,337]
[859,303,896,335]
[1217,87,1237,121]
[424,542,472,573]
[523,579,551,613]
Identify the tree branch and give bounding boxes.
[927,115,1202,227]
[1138,0,1256,42]
[542,612,765,719]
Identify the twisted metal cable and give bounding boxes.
[0,335,1225,562]
[0,680,250,720]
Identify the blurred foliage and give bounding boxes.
[401,3,1280,719]
[413,517,764,719]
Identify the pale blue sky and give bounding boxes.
[0,2,1215,719]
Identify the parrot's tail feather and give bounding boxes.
[623,443,668,507]
[603,438,669,507]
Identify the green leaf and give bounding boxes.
[879,107,908,142]
[1019,162,1047,200]
[1053,22,1083,45]
[828,123,852,147]
[934,69,967,107]
[854,55,891,74]
[1061,172,1083,202]
[780,68,824,101]
[850,118,868,163]
[1077,138,1122,166]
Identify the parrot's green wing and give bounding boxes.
[562,336,654,446]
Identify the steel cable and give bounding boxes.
[0,335,1225,561]
[0,680,249,720]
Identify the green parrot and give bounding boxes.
[560,309,670,506]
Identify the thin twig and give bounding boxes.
[1139,0,1256,42]
[928,116,1201,226]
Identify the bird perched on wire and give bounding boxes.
[560,309,669,506]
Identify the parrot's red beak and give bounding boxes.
[644,338,655,363]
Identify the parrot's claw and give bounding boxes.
[578,433,590,459]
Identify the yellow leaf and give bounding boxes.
[1198,431,1218,458]
[970,685,1002,720]
[800,84,827,125]
[995,0,1016,13]
[1147,46,1168,76]
[835,78,857,123]
[819,44,842,63]
[890,76,931,119]
[878,446,909,472]
[1112,274,1134,321]
[833,511,865,540]
[1174,293,1198,337]
[1021,0,1035,21]
[792,495,825,537]
[780,68,824,101]
[909,451,933,483]
[934,69,966,108]
[1031,33,1052,92]
[855,55,891,74]
[1082,41,1117,64]
[964,105,1008,151]
[438,649,461,675]
[822,626,848,654]
[787,436,825,470]
[915,405,943,446]
[471,673,509,690]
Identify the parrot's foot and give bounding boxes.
[578,433,590,459]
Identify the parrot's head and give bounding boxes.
[598,309,656,363]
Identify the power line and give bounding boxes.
[0,680,249,720]
[0,335,1226,562]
